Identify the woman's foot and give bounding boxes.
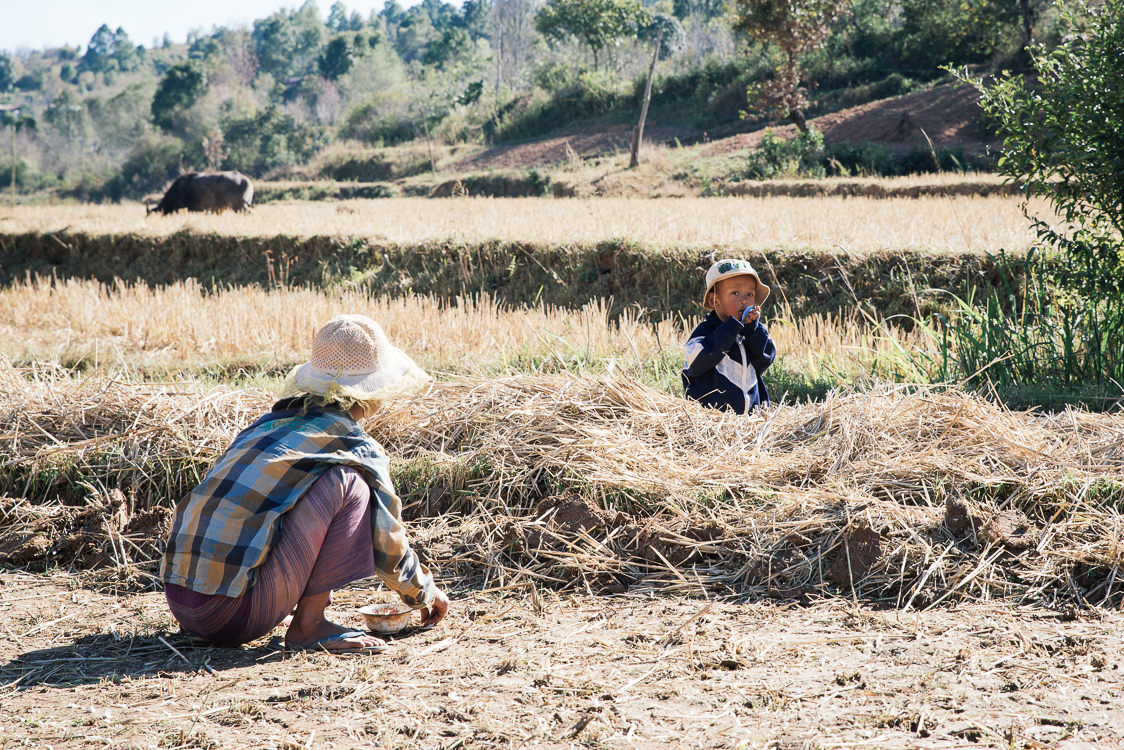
[285,619,385,652]
[285,589,384,653]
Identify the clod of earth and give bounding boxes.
[828,525,883,588]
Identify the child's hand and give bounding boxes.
[739,305,760,325]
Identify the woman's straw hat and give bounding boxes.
[702,259,772,310]
[282,314,430,401]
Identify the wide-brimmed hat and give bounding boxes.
[281,314,430,401]
[701,259,772,310]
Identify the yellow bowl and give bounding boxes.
[358,603,414,633]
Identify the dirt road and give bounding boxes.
[1,571,1120,749]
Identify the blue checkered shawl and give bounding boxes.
[161,401,435,607]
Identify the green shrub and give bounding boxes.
[341,94,418,147]
[524,169,551,196]
[221,106,322,175]
[0,160,60,191]
[102,133,187,200]
[743,128,826,180]
[824,141,983,177]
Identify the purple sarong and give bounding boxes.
[165,465,376,645]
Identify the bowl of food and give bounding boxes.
[358,603,414,634]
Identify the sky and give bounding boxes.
[1,0,434,54]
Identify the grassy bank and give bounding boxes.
[0,231,1030,322]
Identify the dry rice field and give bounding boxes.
[2,365,1124,749]
[0,195,1054,253]
[0,277,924,385]
[0,196,1121,750]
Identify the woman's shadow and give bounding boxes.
[2,624,434,687]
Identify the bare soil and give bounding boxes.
[703,84,997,157]
[444,84,992,174]
[448,126,685,172]
[3,570,1122,750]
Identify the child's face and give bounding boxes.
[710,275,758,322]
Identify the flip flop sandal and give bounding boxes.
[289,630,387,654]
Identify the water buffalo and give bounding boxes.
[147,171,254,216]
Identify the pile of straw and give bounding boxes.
[378,376,1124,606]
[0,362,271,576]
[2,360,1122,607]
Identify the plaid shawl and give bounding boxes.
[161,401,435,607]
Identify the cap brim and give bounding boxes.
[702,270,771,309]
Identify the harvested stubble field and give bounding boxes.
[0,277,922,392]
[0,196,1051,252]
[2,359,1124,748]
[1,194,1121,749]
[0,198,1060,325]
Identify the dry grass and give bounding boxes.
[0,195,1053,252]
[3,361,1122,608]
[0,276,926,383]
[381,375,1124,606]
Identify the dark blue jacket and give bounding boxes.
[682,311,777,413]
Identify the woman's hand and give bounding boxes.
[420,588,450,627]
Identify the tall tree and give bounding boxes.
[291,1,330,72]
[253,12,299,79]
[81,25,117,73]
[319,34,356,80]
[328,2,350,32]
[111,27,143,72]
[151,60,208,131]
[493,0,537,85]
[535,0,650,70]
[731,0,851,132]
[0,53,14,92]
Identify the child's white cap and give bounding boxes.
[702,259,772,310]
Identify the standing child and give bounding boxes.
[683,259,778,413]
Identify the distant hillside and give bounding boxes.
[0,0,1066,202]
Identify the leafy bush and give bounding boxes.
[742,128,826,179]
[341,93,418,147]
[962,1,1124,299]
[221,106,322,175]
[495,72,626,142]
[824,141,981,177]
[0,160,60,191]
[102,133,187,201]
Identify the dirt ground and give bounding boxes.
[702,84,996,158]
[2,571,1122,750]
[443,83,993,175]
[447,125,685,172]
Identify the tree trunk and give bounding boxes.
[789,108,809,134]
[496,26,503,97]
[421,115,436,175]
[1019,0,1034,50]
[630,29,663,169]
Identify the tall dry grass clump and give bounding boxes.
[0,196,1052,252]
[2,362,1122,607]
